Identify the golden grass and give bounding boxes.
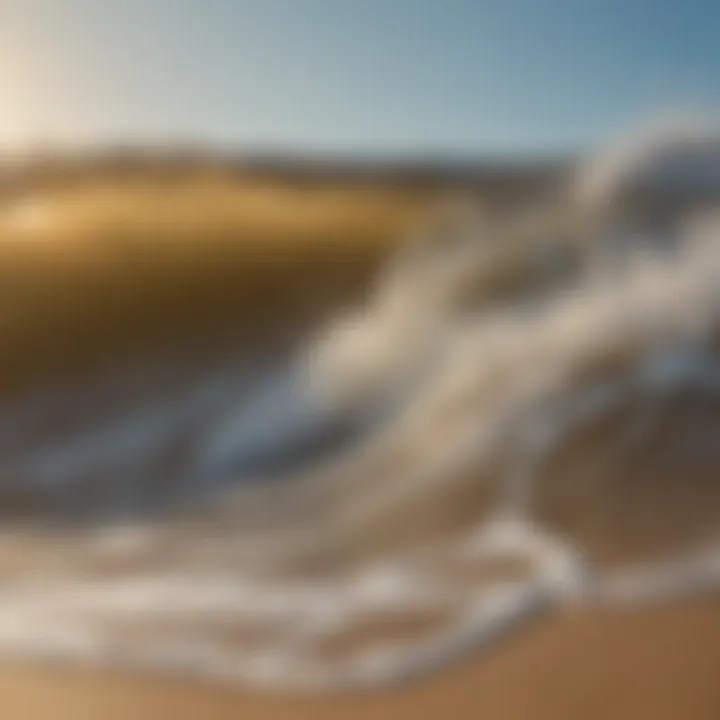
[0,177,429,395]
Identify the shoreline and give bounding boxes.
[1,601,719,719]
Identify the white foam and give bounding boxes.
[0,122,719,689]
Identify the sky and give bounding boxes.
[0,0,719,157]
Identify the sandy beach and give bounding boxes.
[1,601,718,720]
[0,115,719,720]
[2,0,720,715]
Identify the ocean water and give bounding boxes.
[0,124,719,690]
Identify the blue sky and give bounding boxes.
[0,0,718,156]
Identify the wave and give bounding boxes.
[0,122,718,689]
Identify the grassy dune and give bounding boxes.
[0,177,428,395]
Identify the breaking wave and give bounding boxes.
[0,122,719,689]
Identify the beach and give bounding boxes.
[0,136,719,718]
[1,601,719,719]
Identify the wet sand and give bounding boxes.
[1,601,719,720]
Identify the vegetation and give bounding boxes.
[0,172,428,395]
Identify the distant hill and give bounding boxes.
[0,147,570,207]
